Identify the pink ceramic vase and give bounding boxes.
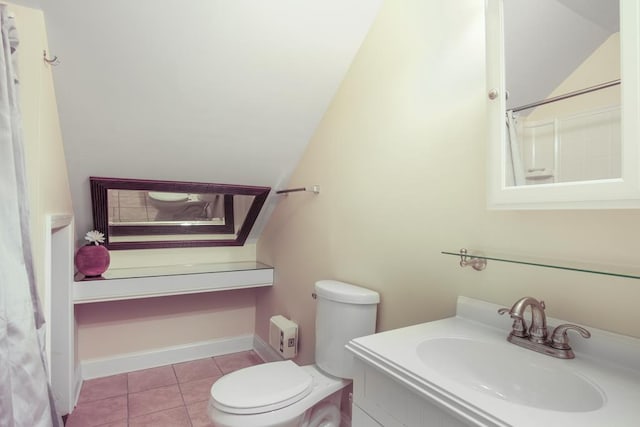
[75,244,110,277]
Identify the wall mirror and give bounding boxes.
[90,177,270,249]
[486,0,640,209]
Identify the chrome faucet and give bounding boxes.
[498,296,590,359]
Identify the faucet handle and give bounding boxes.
[497,307,528,338]
[550,324,591,350]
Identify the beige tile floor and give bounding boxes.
[64,350,263,427]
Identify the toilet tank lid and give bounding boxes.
[314,280,380,304]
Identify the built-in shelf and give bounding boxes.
[73,261,273,304]
[442,249,640,280]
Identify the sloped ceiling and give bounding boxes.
[37,0,382,241]
[504,0,619,111]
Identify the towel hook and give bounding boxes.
[43,50,60,66]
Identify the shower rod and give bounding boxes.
[509,79,620,113]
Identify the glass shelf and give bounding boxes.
[442,249,640,280]
[75,261,272,281]
[73,261,274,304]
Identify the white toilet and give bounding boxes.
[147,191,189,209]
[147,191,208,220]
[147,191,191,214]
[208,280,380,427]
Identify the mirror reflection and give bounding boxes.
[504,0,620,187]
[108,190,234,235]
[91,177,270,249]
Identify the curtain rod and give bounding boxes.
[509,79,621,113]
[276,185,320,195]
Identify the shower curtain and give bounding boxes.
[0,6,62,427]
[506,110,525,186]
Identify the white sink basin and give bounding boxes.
[417,337,605,412]
[348,297,640,426]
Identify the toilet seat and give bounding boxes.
[211,361,313,415]
[147,192,189,202]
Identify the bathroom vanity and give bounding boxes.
[349,361,469,427]
[346,297,640,426]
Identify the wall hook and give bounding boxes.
[43,50,60,66]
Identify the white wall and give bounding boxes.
[40,0,383,244]
[11,2,73,304]
[256,0,640,365]
[6,0,41,9]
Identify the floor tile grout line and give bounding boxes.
[126,372,130,425]
[127,402,187,423]
[173,364,190,420]
[171,362,196,427]
[69,352,263,426]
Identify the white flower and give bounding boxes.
[84,230,105,245]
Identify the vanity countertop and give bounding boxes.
[346,296,640,427]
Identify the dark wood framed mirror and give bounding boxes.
[90,177,270,249]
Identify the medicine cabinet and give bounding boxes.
[485,0,640,209]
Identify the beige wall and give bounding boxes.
[76,289,256,359]
[528,32,620,121]
[108,244,258,269]
[12,3,73,302]
[77,245,260,360]
[16,0,640,366]
[256,0,640,365]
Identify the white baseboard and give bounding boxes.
[252,334,284,363]
[81,334,254,380]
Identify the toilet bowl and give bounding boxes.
[208,280,380,427]
[208,363,347,427]
[147,191,208,220]
[147,191,190,214]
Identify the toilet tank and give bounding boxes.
[314,280,380,379]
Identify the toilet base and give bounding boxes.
[208,365,349,427]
